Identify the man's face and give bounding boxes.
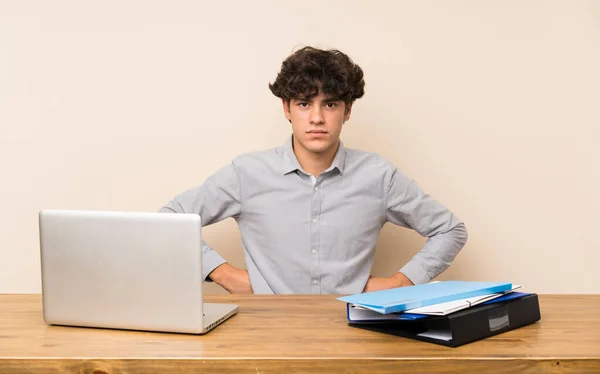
[283,93,352,155]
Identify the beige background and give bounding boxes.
[1,1,599,294]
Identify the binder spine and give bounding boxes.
[448,294,541,346]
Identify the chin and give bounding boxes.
[306,143,334,154]
[296,136,336,153]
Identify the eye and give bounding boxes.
[325,102,337,109]
[297,102,309,108]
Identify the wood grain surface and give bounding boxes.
[1,294,599,373]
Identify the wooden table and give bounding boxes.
[1,294,599,373]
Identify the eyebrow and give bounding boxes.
[293,97,341,103]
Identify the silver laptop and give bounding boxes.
[39,209,238,334]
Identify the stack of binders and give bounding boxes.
[337,281,541,347]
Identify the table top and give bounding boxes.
[1,294,599,373]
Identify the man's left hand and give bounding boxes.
[363,272,414,293]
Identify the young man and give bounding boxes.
[160,46,468,294]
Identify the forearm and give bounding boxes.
[202,242,227,281]
[208,263,253,294]
[363,271,414,293]
[400,222,468,284]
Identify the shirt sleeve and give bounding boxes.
[385,167,468,284]
[159,163,243,281]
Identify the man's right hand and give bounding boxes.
[208,263,253,294]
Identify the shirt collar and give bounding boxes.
[281,135,347,176]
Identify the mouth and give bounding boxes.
[307,130,328,134]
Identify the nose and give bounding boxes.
[309,106,325,125]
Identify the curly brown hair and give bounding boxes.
[269,46,365,105]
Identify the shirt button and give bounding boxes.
[312,218,317,223]
[312,279,318,285]
[314,186,319,191]
[311,249,317,254]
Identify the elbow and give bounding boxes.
[454,222,468,248]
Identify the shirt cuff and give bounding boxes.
[202,248,227,282]
[399,260,432,285]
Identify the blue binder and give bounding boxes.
[337,281,513,314]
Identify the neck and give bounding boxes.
[293,137,339,177]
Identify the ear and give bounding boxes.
[344,102,353,122]
[282,99,292,122]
